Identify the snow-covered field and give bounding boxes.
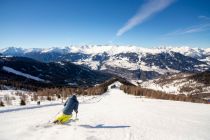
[0,90,61,108]
[0,85,210,140]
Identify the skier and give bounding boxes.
[53,95,79,124]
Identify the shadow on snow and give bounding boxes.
[79,124,130,129]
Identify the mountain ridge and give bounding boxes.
[0,56,112,88]
[1,46,209,80]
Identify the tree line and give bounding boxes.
[120,85,208,104]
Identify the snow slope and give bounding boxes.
[140,73,210,96]
[0,86,210,140]
[2,66,45,82]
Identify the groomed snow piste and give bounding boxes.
[0,84,210,140]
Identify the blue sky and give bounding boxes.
[0,0,210,48]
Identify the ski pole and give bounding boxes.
[48,109,62,123]
[75,112,79,121]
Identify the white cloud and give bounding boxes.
[116,0,175,37]
[165,22,210,36]
[198,15,210,20]
[183,24,210,33]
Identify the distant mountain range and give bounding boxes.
[1,46,210,80]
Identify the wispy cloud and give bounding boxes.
[182,24,210,34]
[116,0,175,37]
[198,15,210,20]
[165,16,210,37]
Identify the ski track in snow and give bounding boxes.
[0,103,61,113]
[0,87,210,140]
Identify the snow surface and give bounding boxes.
[0,90,62,108]
[0,90,30,106]
[140,74,210,96]
[140,79,180,94]
[0,87,210,140]
[105,57,139,70]
[2,66,45,82]
[75,59,100,70]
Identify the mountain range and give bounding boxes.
[0,46,210,80]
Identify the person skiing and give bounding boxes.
[53,94,79,124]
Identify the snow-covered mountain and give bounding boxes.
[1,46,209,80]
[140,71,210,99]
[1,45,210,58]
